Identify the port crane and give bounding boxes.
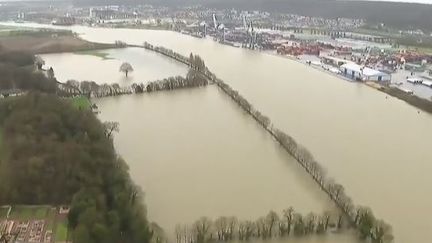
[212,13,225,42]
[243,15,258,49]
[199,21,207,37]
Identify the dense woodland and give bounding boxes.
[0,93,153,243]
[0,51,153,243]
[0,47,57,94]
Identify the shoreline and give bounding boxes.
[264,50,432,114]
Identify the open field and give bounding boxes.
[74,49,112,59]
[8,206,50,220]
[0,206,9,219]
[71,96,91,110]
[0,128,3,157]
[0,28,119,54]
[55,218,68,242]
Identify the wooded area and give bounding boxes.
[0,93,152,243]
[0,50,153,243]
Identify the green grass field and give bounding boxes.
[71,96,91,111]
[9,206,50,220]
[46,208,57,229]
[55,219,69,242]
[0,128,3,157]
[0,207,9,219]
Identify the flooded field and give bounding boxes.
[5,22,432,242]
[94,88,342,238]
[41,47,187,85]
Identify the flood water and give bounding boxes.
[41,47,187,85]
[5,22,432,243]
[94,88,354,242]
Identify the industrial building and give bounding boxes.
[340,63,391,82]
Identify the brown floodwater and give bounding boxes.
[5,22,432,242]
[94,88,349,241]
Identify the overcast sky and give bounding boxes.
[1,0,431,3]
[371,0,432,3]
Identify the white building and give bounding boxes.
[340,63,391,82]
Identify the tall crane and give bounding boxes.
[212,13,225,43]
[199,21,207,37]
[244,17,257,49]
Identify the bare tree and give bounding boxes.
[119,62,134,77]
[214,216,228,241]
[283,207,294,236]
[371,220,393,243]
[193,217,212,243]
[305,212,316,234]
[175,224,182,243]
[103,121,119,138]
[266,211,279,237]
[226,217,237,240]
[34,55,45,70]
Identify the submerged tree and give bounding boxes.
[120,62,134,77]
[103,121,120,138]
[34,55,45,70]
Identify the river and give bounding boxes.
[3,22,432,243]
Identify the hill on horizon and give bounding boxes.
[70,0,432,31]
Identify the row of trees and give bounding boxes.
[61,69,209,98]
[141,43,394,243]
[145,70,208,92]
[143,42,211,77]
[175,208,346,243]
[213,68,394,243]
[0,93,153,243]
[60,79,132,98]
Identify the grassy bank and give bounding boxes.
[0,128,2,156]
[379,86,432,113]
[0,29,120,54]
[74,49,112,59]
[71,96,91,111]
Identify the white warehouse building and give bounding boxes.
[340,63,391,82]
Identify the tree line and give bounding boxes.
[0,49,57,95]
[214,70,394,243]
[175,207,373,243]
[145,70,208,93]
[0,93,154,243]
[141,43,394,243]
[60,69,208,98]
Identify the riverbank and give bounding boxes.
[270,50,432,115]
[0,29,120,54]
